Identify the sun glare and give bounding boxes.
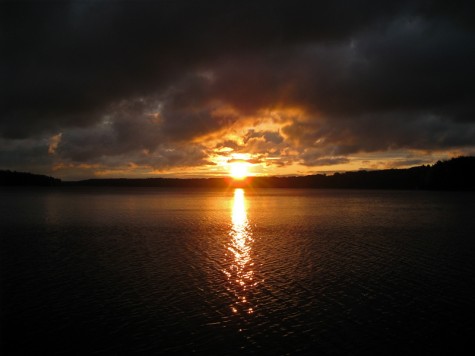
[230,162,249,180]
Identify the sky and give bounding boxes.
[1,0,475,180]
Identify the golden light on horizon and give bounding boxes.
[229,161,249,180]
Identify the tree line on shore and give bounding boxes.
[1,156,474,190]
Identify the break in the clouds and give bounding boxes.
[1,0,475,178]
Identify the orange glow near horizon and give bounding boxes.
[229,161,249,180]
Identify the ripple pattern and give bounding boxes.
[1,188,475,354]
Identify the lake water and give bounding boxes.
[1,188,475,354]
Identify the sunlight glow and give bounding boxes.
[223,188,257,316]
[230,161,249,180]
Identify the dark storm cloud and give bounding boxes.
[300,156,350,167]
[1,0,475,173]
[0,0,409,136]
[203,15,475,156]
[56,98,210,169]
[0,137,54,171]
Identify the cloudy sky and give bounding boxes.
[2,0,475,179]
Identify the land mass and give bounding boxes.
[1,156,475,190]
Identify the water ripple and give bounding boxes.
[1,188,475,354]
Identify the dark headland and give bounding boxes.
[1,156,475,190]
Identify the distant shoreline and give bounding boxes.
[1,156,475,191]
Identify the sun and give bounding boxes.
[230,161,249,180]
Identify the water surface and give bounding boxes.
[1,188,475,354]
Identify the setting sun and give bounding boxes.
[230,161,249,180]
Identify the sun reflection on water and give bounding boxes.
[224,188,257,315]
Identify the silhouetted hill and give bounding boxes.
[68,177,230,188]
[2,157,475,190]
[251,157,475,190]
[0,170,61,186]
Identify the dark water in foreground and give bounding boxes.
[1,188,475,355]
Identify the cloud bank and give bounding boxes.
[2,0,475,178]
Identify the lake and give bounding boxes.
[1,187,475,354]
